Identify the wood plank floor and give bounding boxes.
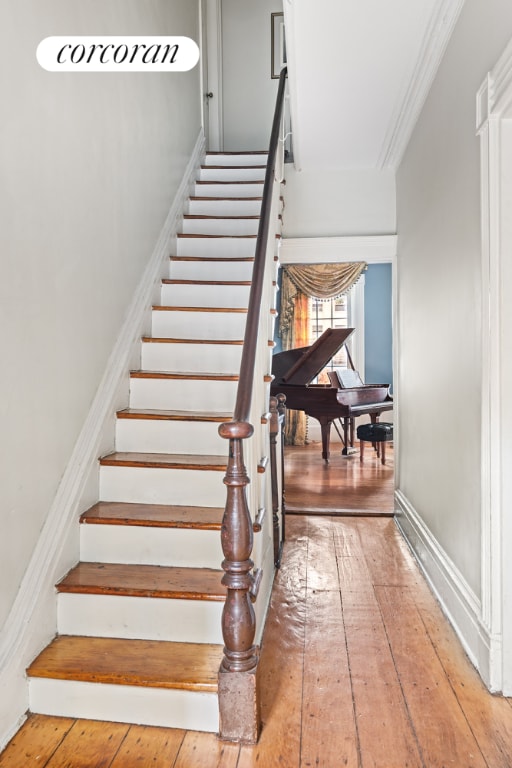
[284,439,395,514]
[3,449,512,766]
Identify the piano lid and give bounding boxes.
[272,327,354,386]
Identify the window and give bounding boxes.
[308,294,350,381]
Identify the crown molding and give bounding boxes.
[487,37,512,118]
[379,0,465,169]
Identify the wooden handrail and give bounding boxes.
[227,64,288,428]
[217,67,288,743]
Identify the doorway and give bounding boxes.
[199,0,223,151]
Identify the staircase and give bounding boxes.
[26,152,272,734]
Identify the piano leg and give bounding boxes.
[370,414,379,452]
[342,418,350,455]
[319,419,332,463]
[341,417,357,456]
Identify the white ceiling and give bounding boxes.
[283,0,465,171]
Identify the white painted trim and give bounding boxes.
[350,276,365,379]
[476,35,512,695]
[282,0,302,171]
[489,37,512,117]
[205,0,223,151]
[380,0,465,169]
[395,489,497,689]
[279,235,397,265]
[0,130,205,750]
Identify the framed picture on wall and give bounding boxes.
[271,12,286,78]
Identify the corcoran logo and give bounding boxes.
[37,36,199,72]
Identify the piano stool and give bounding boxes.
[357,422,394,465]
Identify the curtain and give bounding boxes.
[278,262,367,445]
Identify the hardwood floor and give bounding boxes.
[284,439,395,514]
[3,449,512,767]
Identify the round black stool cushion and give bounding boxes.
[356,422,393,442]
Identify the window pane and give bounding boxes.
[308,295,348,381]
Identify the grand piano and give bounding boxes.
[270,327,393,462]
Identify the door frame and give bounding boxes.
[199,0,223,151]
[477,35,512,693]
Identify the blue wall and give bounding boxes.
[364,263,393,390]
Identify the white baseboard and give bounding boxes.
[0,130,206,751]
[394,488,498,691]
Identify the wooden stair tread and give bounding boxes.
[177,233,257,239]
[142,337,243,345]
[80,501,224,529]
[162,279,252,285]
[189,196,262,202]
[130,371,238,381]
[183,215,260,221]
[152,305,247,313]
[200,165,266,170]
[27,636,222,692]
[196,180,264,186]
[206,150,267,155]
[170,256,255,262]
[99,452,227,470]
[117,408,231,422]
[57,563,225,601]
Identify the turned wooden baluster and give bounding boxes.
[277,393,287,545]
[218,420,258,674]
[269,397,281,567]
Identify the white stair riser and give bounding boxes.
[57,594,224,644]
[199,167,265,182]
[129,377,237,412]
[80,524,223,568]
[176,236,256,258]
[160,283,250,308]
[169,260,254,282]
[193,182,263,198]
[29,679,218,732]
[188,198,262,216]
[181,218,259,236]
[115,417,227,455]
[152,309,246,340]
[100,466,226,506]
[203,153,267,167]
[141,340,242,373]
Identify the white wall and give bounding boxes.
[0,0,201,740]
[221,0,282,151]
[396,1,512,618]
[283,167,396,237]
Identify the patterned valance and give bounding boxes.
[279,262,366,337]
[284,262,366,299]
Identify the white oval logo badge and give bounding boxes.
[37,36,199,72]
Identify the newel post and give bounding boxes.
[217,419,260,743]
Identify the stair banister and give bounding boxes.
[218,66,288,743]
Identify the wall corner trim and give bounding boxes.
[0,129,206,750]
[394,489,498,692]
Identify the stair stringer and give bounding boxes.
[0,130,206,752]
